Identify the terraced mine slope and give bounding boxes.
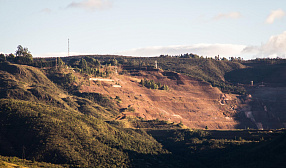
[79,69,245,129]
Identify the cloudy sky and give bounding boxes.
[1,0,286,59]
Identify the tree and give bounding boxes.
[0,53,5,61]
[15,45,33,64]
[221,57,227,61]
[15,45,24,57]
[6,53,15,62]
[111,59,118,66]
[161,85,169,91]
[80,58,88,69]
[57,57,64,67]
[140,79,145,87]
[15,45,32,57]
[94,59,101,67]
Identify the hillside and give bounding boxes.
[0,62,168,167]
[0,56,286,167]
[33,55,286,130]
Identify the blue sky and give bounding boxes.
[1,0,286,59]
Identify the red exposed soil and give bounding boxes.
[79,69,242,129]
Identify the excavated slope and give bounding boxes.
[81,70,242,129]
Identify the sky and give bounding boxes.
[1,0,286,59]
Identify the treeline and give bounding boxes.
[140,79,169,90]
[0,46,119,78]
[160,53,200,59]
[244,57,286,66]
[0,45,33,65]
[69,57,116,77]
[0,45,58,67]
[159,53,244,62]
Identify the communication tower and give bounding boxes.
[68,38,70,56]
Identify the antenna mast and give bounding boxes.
[68,38,70,56]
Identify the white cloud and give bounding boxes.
[243,31,286,58]
[67,0,112,11]
[119,31,286,59]
[34,52,95,58]
[265,9,285,24]
[213,12,241,20]
[118,44,246,58]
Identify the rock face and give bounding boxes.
[81,69,243,129]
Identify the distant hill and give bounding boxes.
[225,61,286,86]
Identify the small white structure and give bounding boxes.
[89,78,114,82]
[112,85,122,88]
[155,60,158,69]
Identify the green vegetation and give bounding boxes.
[74,92,118,113]
[0,45,33,65]
[67,57,117,77]
[0,99,168,167]
[46,68,77,91]
[126,106,135,112]
[115,96,122,103]
[14,45,33,65]
[0,155,63,168]
[140,79,169,90]
[147,129,286,168]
